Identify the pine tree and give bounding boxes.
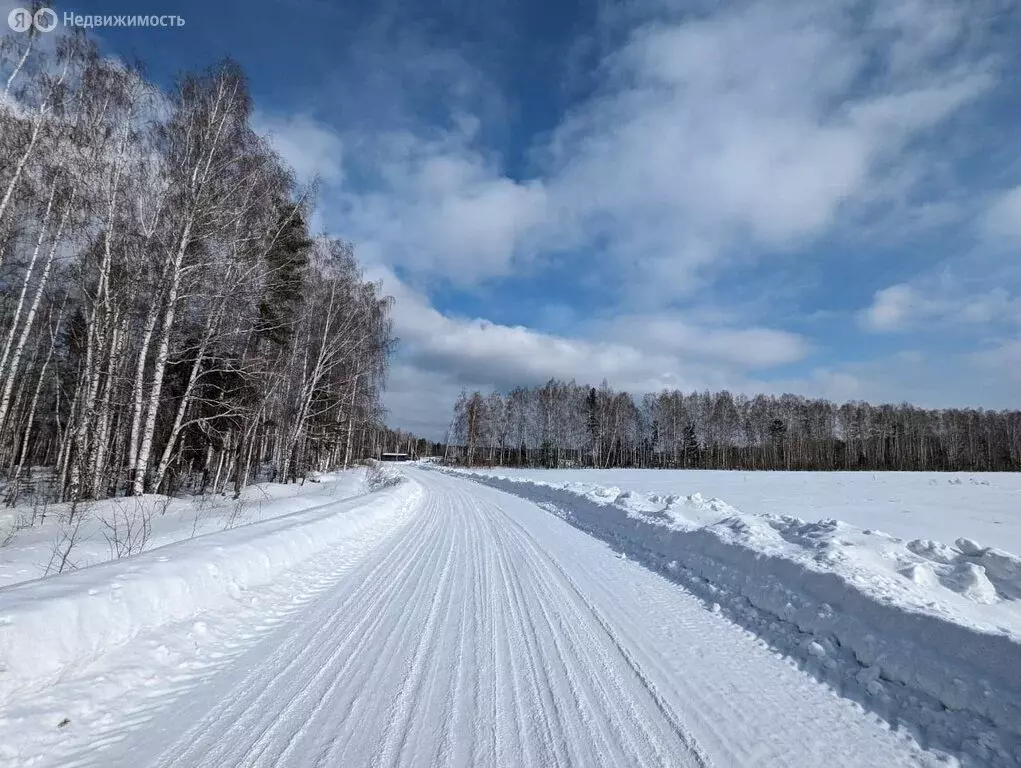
[256,200,312,348]
[682,423,699,468]
[586,387,599,467]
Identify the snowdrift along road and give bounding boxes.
[0,474,423,699]
[0,467,991,766]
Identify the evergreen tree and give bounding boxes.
[256,200,313,348]
[682,423,700,468]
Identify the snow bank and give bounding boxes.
[0,477,422,700]
[0,470,373,588]
[446,468,1021,764]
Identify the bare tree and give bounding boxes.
[444,380,1021,472]
[0,30,407,508]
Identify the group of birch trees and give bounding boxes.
[449,381,1021,472]
[0,29,396,503]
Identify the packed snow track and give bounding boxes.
[1,468,943,767]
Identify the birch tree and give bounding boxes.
[0,27,406,505]
[444,381,1021,472]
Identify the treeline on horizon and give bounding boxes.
[448,380,1021,472]
[0,29,400,504]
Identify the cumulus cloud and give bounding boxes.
[862,285,928,332]
[301,0,998,297]
[372,266,688,391]
[338,125,549,284]
[862,281,1021,332]
[254,112,345,185]
[374,260,1021,437]
[595,314,811,369]
[538,0,994,292]
[371,266,818,435]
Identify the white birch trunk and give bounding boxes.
[0,180,57,382]
[0,197,72,435]
[132,217,193,495]
[151,307,222,492]
[126,289,163,474]
[342,371,360,470]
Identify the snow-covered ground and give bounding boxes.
[455,468,1021,552]
[0,470,373,588]
[447,466,1021,765]
[1,464,1019,766]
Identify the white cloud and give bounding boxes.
[373,265,686,390]
[973,339,1021,385]
[371,266,817,436]
[254,112,345,186]
[339,127,549,284]
[862,281,1021,332]
[596,314,811,369]
[862,285,928,331]
[374,264,1020,438]
[981,187,1021,242]
[537,0,994,293]
[301,0,998,299]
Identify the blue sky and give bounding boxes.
[71,0,1021,438]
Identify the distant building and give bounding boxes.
[380,452,411,462]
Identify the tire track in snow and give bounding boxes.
[375,513,458,766]
[262,519,446,762]
[476,486,706,768]
[491,502,714,767]
[312,512,454,766]
[450,479,708,768]
[472,488,612,766]
[147,496,445,768]
[133,471,712,768]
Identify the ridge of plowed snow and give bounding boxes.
[0,479,422,701]
[0,470,375,589]
[453,468,1021,551]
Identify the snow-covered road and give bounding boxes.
[3,468,941,767]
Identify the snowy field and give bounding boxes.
[453,467,1021,638]
[458,468,1021,552]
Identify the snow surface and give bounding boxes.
[0,465,1017,766]
[0,473,422,702]
[0,468,942,767]
[457,468,1021,553]
[0,470,372,588]
[447,466,1021,765]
